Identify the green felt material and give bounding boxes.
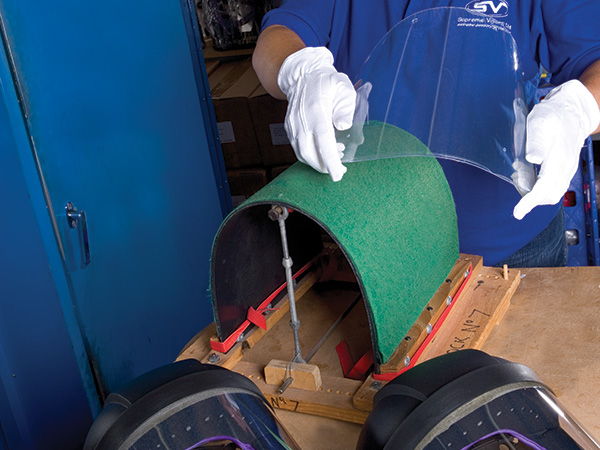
[237,123,459,364]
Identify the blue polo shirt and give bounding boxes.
[263,0,600,265]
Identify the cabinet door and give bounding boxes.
[0,1,229,406]
[0,80,93,448]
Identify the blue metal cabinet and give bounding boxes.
[0,0,230,448]
[0,90,93,449]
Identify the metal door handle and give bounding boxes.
[66,202,91,267]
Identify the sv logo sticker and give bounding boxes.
[465,0,509,17]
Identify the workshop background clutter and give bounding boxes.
[196,0,292,205]
[207,57,295,204]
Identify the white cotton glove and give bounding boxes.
[278,47,357,182]
[513,80,600,220]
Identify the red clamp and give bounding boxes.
[336,341,374,380]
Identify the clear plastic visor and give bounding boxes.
[122,392,299,450]
[421,387,600,450]
[337,7,536,195]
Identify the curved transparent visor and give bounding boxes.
[421,387,600,450]
[124,392,299,450]
[337,7,536,195]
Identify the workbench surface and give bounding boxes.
[275,266,600,449]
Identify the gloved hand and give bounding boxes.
[278,47,357,182]
[513,80,600,220]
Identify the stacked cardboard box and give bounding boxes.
[209,57,296,202]
[248,84,296,168]
[209,58,263,169]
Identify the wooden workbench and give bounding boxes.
[274,266,600,449]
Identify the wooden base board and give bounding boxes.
[352,262,520,411]
[236,361,368,424]
[177,255,520,424]
[379,255,480,374]
[417,264,520,361]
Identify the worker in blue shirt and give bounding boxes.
[252,1,600,268]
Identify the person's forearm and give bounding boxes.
[580,59,600,135]
[252,25,306,100]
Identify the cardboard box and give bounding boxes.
[205,59,220,76]
[227,167,268,197]
[268,164,293,181]
[209,58,263,168]
[249,85,297,167]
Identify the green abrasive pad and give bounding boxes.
[211,123,459,366]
